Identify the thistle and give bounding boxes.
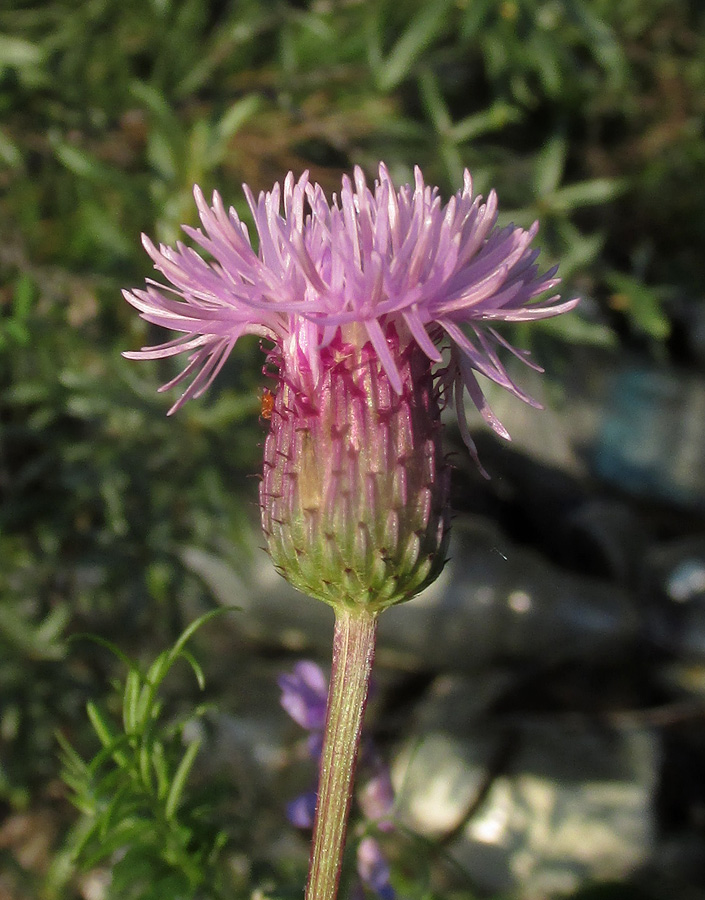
[124,163,577,900]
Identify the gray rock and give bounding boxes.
[455,721,658,898]
[467,347,705,509]
[392,698,659,899]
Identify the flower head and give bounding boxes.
[124,164,576,611]
[124,163,576,458]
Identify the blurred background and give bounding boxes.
[1,0,705,897]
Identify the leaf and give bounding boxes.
[151,740,170,800]
[216,94,263,143]
[139,741,155,795]
[129,80,182,138]
[69,634,134,672]
[548,177,628,212]
[53,142,117,183]
[459,0,494,41]
[87,701,118,750]
[448,102,522,145]
[145,649,174,698]
[417,68,452,134]
[534,133,568,197]
[96,781,135,841]
[376,0,455,92]
[122,667,143,735]
[537,311,618,348]
[606,272,671,341]
[162,607,233,681]
[165,738,202,820]
[86,704,131,770]
[79,818,153,869]
[566,0,627,86]
[179,649,206,691]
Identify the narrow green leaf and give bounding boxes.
[80,819,152,869]
[537,312,617,348]
[162,608,232,683]
[122,668,142,735]
[548,177,628,212]
[417,68,452,134]
[534,134,567,197]
[86,733,131,777]
[448,102,522,145]
[566,0,627,85]
[56,731,87,777]
[152,740,170,800]
[135,677,158,730]
[68,816,102,862]
[377,0,454,92]
[217,94,262,142]
[34,603,70,647]
[165,738,202,820]
[69,634,134,671]
[138,741,155,795]
[552,219,605,276]
[96,781,134,840]
[129,80,181,137]
[87,701,117,750]
[53,143,115,183]
[459,0,494,40]
[607,271,671,341]
[145,649,173,696]
[179,648,206,690]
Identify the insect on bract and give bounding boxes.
[260,388,275,420]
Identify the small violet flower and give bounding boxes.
[357,755,395,833]
[278,661,328,731]
[124,164,577,613]
[356,836,396,900]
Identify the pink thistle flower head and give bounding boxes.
[124,164,577,611]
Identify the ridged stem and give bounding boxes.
[305,608,378,900]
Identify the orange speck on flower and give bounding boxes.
[260,388,275,420]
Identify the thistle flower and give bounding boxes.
[124,163,577,612]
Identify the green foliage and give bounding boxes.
[53,611,234,900]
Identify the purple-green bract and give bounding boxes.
[123,163,576,460]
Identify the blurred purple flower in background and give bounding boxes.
[279,661,328,731]
[358,754,395,833]
[356,836,395,900]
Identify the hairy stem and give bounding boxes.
[305,608,378,900]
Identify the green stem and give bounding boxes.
[305,608,378,900]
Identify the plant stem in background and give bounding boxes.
[306,610,378,900]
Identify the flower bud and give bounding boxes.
[260,329,450,613]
